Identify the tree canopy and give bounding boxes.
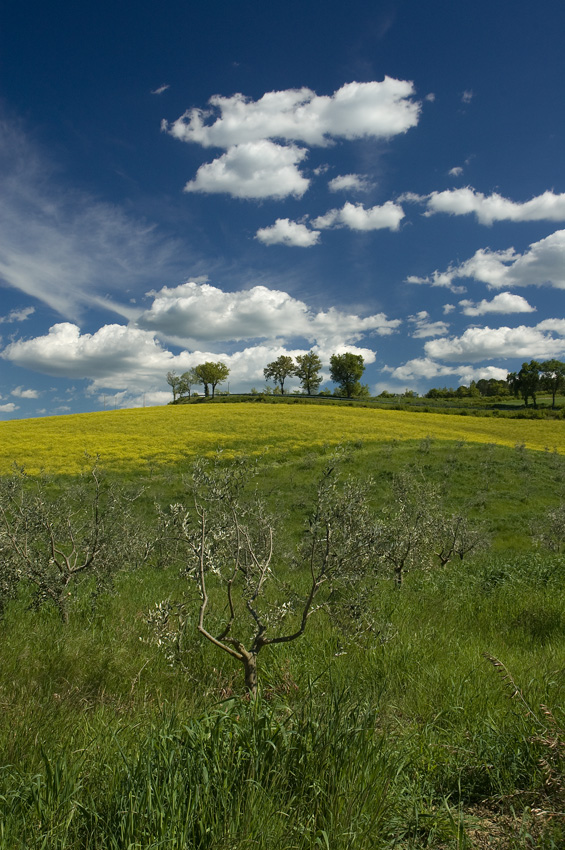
[294,351,323,396]
[329,353,365,398]
[263,356,296,395]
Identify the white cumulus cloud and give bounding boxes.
[459,292,536,316]
[2,323,381,399]
[407,311,450,338]
[183,140,309,199]
[382,357,509,385]
[328,174,373,193]
[135,280,400,347]
[410,229,565,291]
[163,79,421,149]
[255,218,320,247]
[312,201,404,231]
[11,386,39,398]
[424,323,565,363]
[2,323,179,389]
[423,187,565,225]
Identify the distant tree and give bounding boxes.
[534,502,565,552]
[433,512,487,566]
[178,368,199,399]
[263,355,296,395]
[166,371,182,401]
[508,361,542,408]
[476,378,510,397]
[194,362,230,398]
[376,471,436,586]
[294,351,323,396]
[455,385,470,398]
[329,353,365,398]
[541,359,565,408]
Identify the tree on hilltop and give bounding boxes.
[194,362,230,398]
[166,371,182,401]
[264,355,296,395]
[179,368,200,399]
[329,352,365,398]
[295,350,323,396]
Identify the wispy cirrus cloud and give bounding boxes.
[0,306,35,323]
[0,116,184,319]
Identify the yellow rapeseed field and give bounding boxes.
[0,403,563,475]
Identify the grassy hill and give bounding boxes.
[0,403,563,848]
[1,401,564,474]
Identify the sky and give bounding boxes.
[1,0,564,418]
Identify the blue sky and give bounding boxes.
[1,0,564,417]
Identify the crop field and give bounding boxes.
[1,402,564,474]
[0,402,563,848]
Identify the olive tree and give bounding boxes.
[0,463,149,622]
[152,452,377,696]
[377,470,487,583]
[432,511,487,566]
[376,471,436,586]
[534,503,565,552]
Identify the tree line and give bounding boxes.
[168,357,565,407]
[167,351,369,401]
[425,359,565,408]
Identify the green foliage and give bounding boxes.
[194,360,230,397]
[329,352,365,397]
[294,350,323,395]
[263,354,296,394]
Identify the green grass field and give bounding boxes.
[0,404,563,848]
